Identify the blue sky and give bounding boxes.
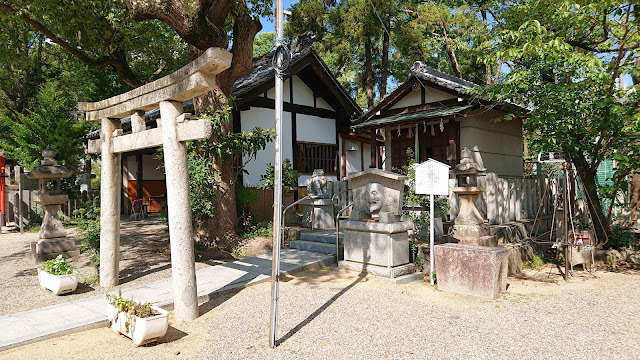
[259,0,297,34]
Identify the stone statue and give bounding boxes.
[365,182,383,219]
[307,169,329,198]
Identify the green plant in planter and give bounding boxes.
[107,290,158,318]
[42,255,73,275]
[107,290,159,333]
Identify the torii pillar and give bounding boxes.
[80,48,232,321]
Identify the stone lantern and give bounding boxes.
[26,147,79,262]
[450,147,497,247]
[433,147,509,299]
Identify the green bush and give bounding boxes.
[74,199,101,270]
[603,225,637,250]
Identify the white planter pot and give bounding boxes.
[38,269,78,295]
[107,302,169,346]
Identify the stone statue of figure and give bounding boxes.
[307,169,329,198]
[365,182,383,219]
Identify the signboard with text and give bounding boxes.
[415,158,450,196]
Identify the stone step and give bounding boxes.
[300,230,343,244]
[289,240,343,259]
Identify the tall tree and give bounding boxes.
[0,0,269,248]
[476,0,640,241]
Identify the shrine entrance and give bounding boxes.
[79,48,232,320]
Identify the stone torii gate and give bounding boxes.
[79,48,232,320]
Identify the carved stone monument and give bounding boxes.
[26,147,79,262]
[302,169,334,229]
[434,148,509,299]
[339,168,414,279]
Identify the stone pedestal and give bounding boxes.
[302,198,335,229]
[434,243,509,299]
[29,238,80,262]
[340,219,414,278]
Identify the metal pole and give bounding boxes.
[429,193,435,285]
[18,166,23,233]
[562,162,569,281]
[269,0,284,348]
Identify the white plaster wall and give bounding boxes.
[345,140,362,175]
[459,109,524,177]
[126,155,165,180]
[390,90,421,109]
[363,143,372,169]
[316,97,334,111]
[390,85,457,109]
[266,78,292,102]
[291,76,314,107]
[296,114,336,144]
[241,107,293,186]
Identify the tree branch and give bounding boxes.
[0,2,143,87]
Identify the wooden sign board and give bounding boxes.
[415,158,450,196]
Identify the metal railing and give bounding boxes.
[281,195,313,244]
[335,202,353,261]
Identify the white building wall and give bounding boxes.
[126,155,165,180]
[459,109,523,177]
[241,108,293,186]
[296,114,335,144]
[390,85,457,109]
[344,140,361,175]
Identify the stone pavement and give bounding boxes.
[0,249,334,352]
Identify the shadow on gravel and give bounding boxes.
[276,273,366,346]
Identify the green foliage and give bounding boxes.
[42,255,73,275]
[0,82,92,171]
[525,253,546,270]
[156,101,273,232]
[107,290,158,319]
[75,199,101,270]
[254,32,275,58]
[471,0,640,235]
[239,218,273,239]
[257,161,300,192]
[396,148,449,240]
[604,225,637,250]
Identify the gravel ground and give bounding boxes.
[2,266,639,359]
[0,217,234,315]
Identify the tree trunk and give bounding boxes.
[380,15,390,98]
[571,151,608,244]
[630,174,640,225]
[365,36,374,109]
[439,21,462,79]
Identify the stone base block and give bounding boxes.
[341,220,413,268]
[339,260,415,279]
[303,200,335,229]
[458,235,498,247]
[434,243,509,299]
[29,238,79,263]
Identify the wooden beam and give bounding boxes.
[247,96,337,118]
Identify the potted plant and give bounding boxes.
[38,255,78,295]
[106,290,169,346]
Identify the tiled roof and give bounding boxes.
[352,104,478,129]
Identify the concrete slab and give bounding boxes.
[0,248,334,352]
